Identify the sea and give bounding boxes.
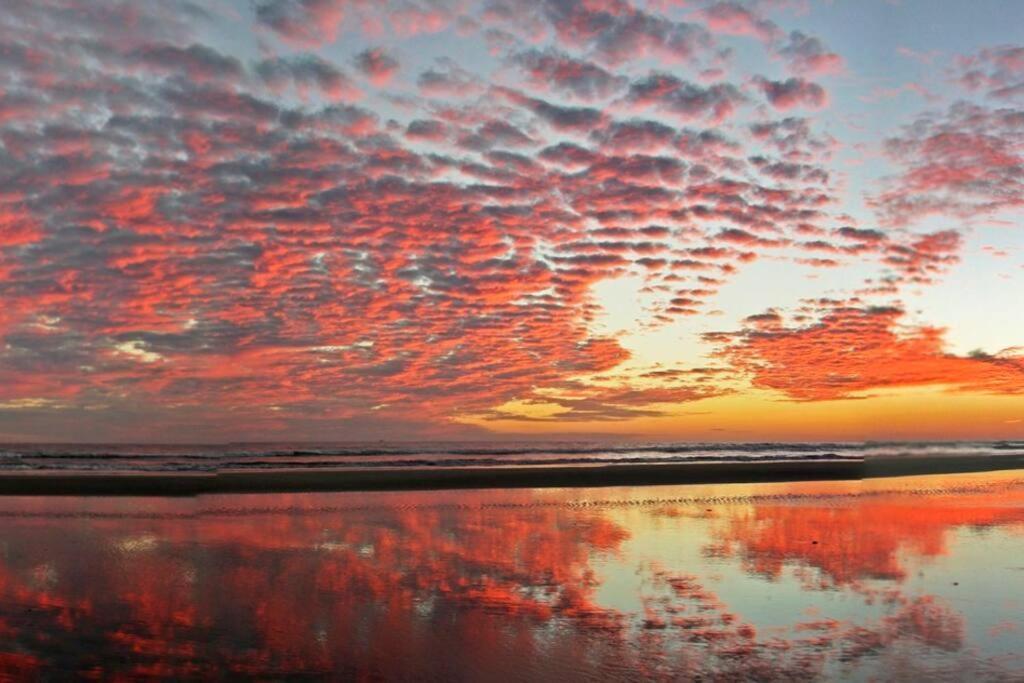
[0,440,1021,473]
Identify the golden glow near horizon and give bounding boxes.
[467,387,1024,441]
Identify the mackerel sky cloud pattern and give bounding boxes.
[0,0,1022,441]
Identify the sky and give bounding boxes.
[0,0,1022,443]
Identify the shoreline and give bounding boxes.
[0,453,1020,496]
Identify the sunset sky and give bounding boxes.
[1,0,1022,443]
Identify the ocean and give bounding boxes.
[0,440,1021,475]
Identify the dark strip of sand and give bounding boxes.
[0,453,1021,496]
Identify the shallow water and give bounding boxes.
[0,471,1022,680]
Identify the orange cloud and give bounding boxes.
[710,303,1024,401]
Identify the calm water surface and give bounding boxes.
[0,471,1022,680]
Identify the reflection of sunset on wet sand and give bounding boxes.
[1,471,1021,679]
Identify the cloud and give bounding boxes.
[253,0,461,46]
[953,45,1024,99]
[870,100,1024,226]
[590,119,677,152]
[417,58,482,96]
[405,118,448,142]
[486,0,714,66]
[749,117,834,162]
[354,47,400,85]
[255,54,359,100]
[754,76,827,110]
[253,0,348,47]
[715,228,789,248]
[710,303,1024,401]
[881,230,960,284]
[131,43,245,81]
[777,31,844,75]
[625,73,746,122]
[700,2,780,43]
[509,48,627,100]
[7,0,1002,440]
[509,92,605,131]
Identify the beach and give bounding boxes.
[0,448,1021,495]
[2,443,1021,679]
[0,468,1022,679]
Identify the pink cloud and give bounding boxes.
[354,47,400,85]
[754,76,828,110]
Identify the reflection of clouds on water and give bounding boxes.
[0,474,1021,679]
[630,476,1024,677]
[708,493,1024,587]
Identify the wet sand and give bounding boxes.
[0,451,1021,495]
[1,469,1022,679]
